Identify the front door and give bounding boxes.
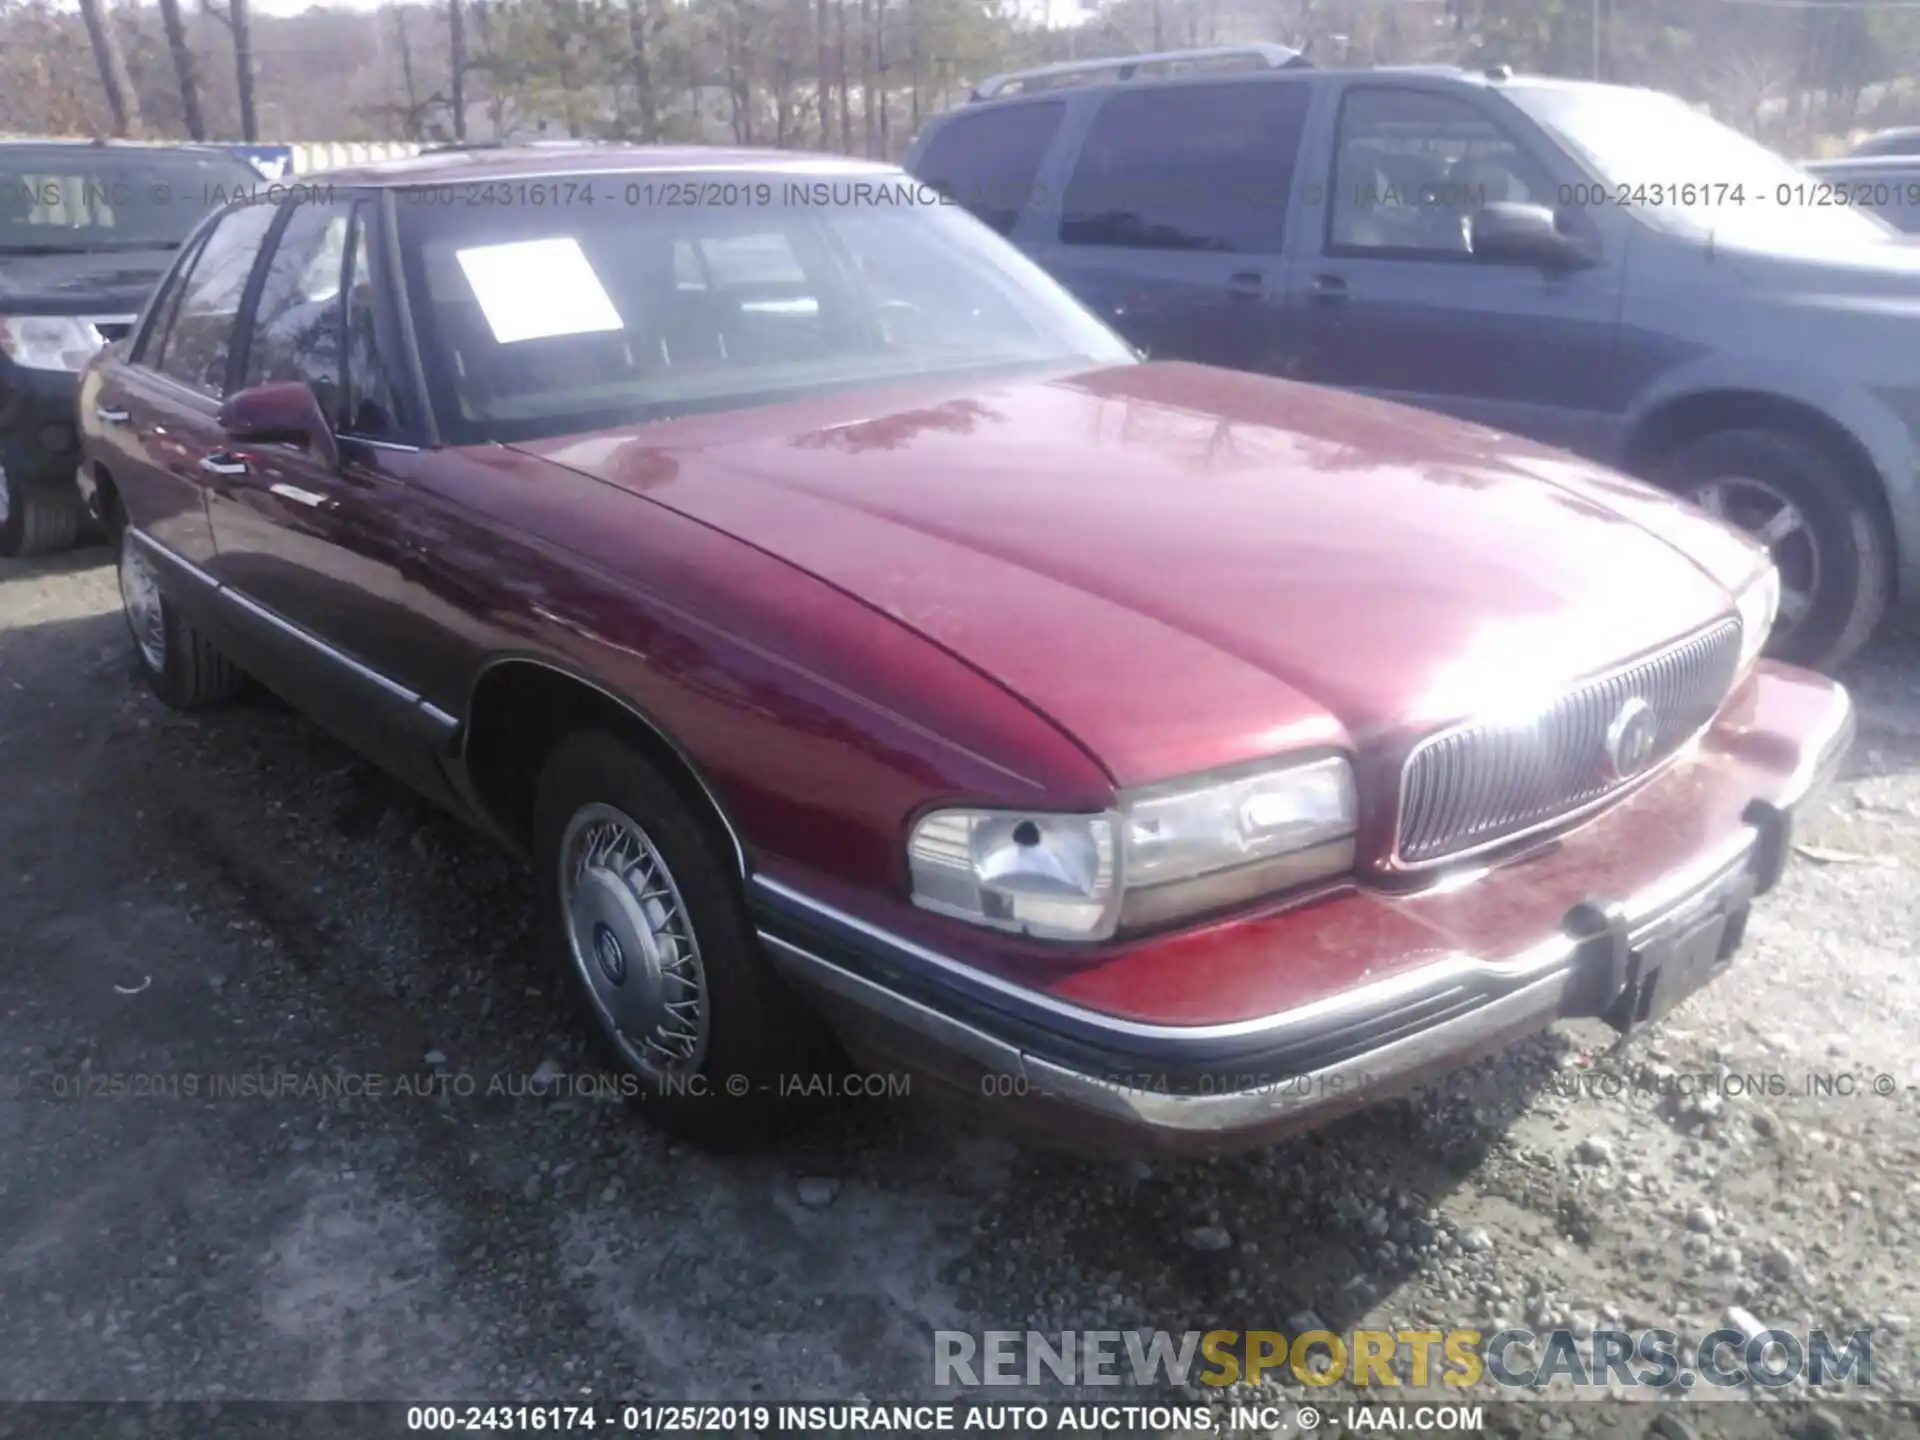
[1292,83,1627,458]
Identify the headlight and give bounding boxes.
[1734,562,1780,675]
[0,315,108,372]
[906,754,1357,942]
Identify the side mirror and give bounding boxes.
[217,381,340,471]
[1468,202,1597,271]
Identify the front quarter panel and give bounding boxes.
[407,446,1116,896]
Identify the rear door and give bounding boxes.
[906,97,1069,245]
[1025,78,1315,375]
[1288,82,1626,455]
[99,199,279,566]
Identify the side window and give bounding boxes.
[1059,80,1311,253]
[132,228,210,367]
[1329,88,1554,257]
[909,100,1065,236]
[154,202,278,396]
[239,199,351,414]
[341,202,408,439]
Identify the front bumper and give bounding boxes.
[753,662,1855,1154]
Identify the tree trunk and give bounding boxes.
[232,0,259,140]
[78,0,144,137]
[472,0,506,137]
[625,0,659,141]
[836,0,852,153]
[394,5,419,124]
[816,0,832,149]
[859,0,874,157]
[157,0,205,140]
[874,0,888,158]
[448,0,468,139]
[906,0,918,134]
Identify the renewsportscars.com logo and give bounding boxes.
[933,1327,1876,1392]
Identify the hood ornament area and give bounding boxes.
[1604,697,1660,781]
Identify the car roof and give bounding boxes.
[936,60,1644,121]
[0,138,241,155]
[309,144,906,188]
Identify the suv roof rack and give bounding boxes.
[969,43,1308,102]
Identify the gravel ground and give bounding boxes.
[2,544,1917,1438]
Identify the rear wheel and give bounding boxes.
[114,519,245,709]
[0,461,83,559]
[1655,428,1891,671]
[532,730,819,1149]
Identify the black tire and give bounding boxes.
[0,465,83,558]
[533,730,819,1149]
[114,519,245,710]
[1654,428,1892,672]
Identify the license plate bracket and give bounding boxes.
[1605,886,1751,1036]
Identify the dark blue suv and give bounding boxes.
[904,47,1920,670]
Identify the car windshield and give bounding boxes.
[394,171,1136,444]
[1505,84,1895,248]
[0,147,263,253]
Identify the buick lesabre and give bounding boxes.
[75,147,1854,1152]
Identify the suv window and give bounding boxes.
[240,198,351,411]
[131,225,213,366]
[1329,87,1553,256]
[1059,80,1311,253]
[341,201,409,438]
[911,101,1065,236]
[151,202,277,395]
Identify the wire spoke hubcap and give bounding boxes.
[1686,476,1818,637]
[559,803,708,1076]
[118,541,166,673]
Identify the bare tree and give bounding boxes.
[201,0,260,140]
[157,0,206,140]
[816,0,832,147]
[77,0,144,136]
[448,0,468,138]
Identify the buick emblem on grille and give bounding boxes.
[1604,697,1660,781]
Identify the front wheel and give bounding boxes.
[1656,428,1892,672]
[532,731,818,1148]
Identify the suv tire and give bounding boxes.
[1655,428,1891,671]
[0,463,83,558]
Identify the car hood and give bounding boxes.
[0,245,172,314]
[517,362,1751,789]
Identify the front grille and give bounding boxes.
[1395,619,1744,866]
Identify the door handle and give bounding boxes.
[94,405,131,425]
[1227,270,1267,297]
[268,481,333,510]
[1310,273,1350,304]
[197,453,250,478]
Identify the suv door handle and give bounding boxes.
[1310,273,1349,304]
[1227,270,1267,297]
[197,452,250,479]
[94,405,131,425]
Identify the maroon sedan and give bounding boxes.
[75,147,1853,1153]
